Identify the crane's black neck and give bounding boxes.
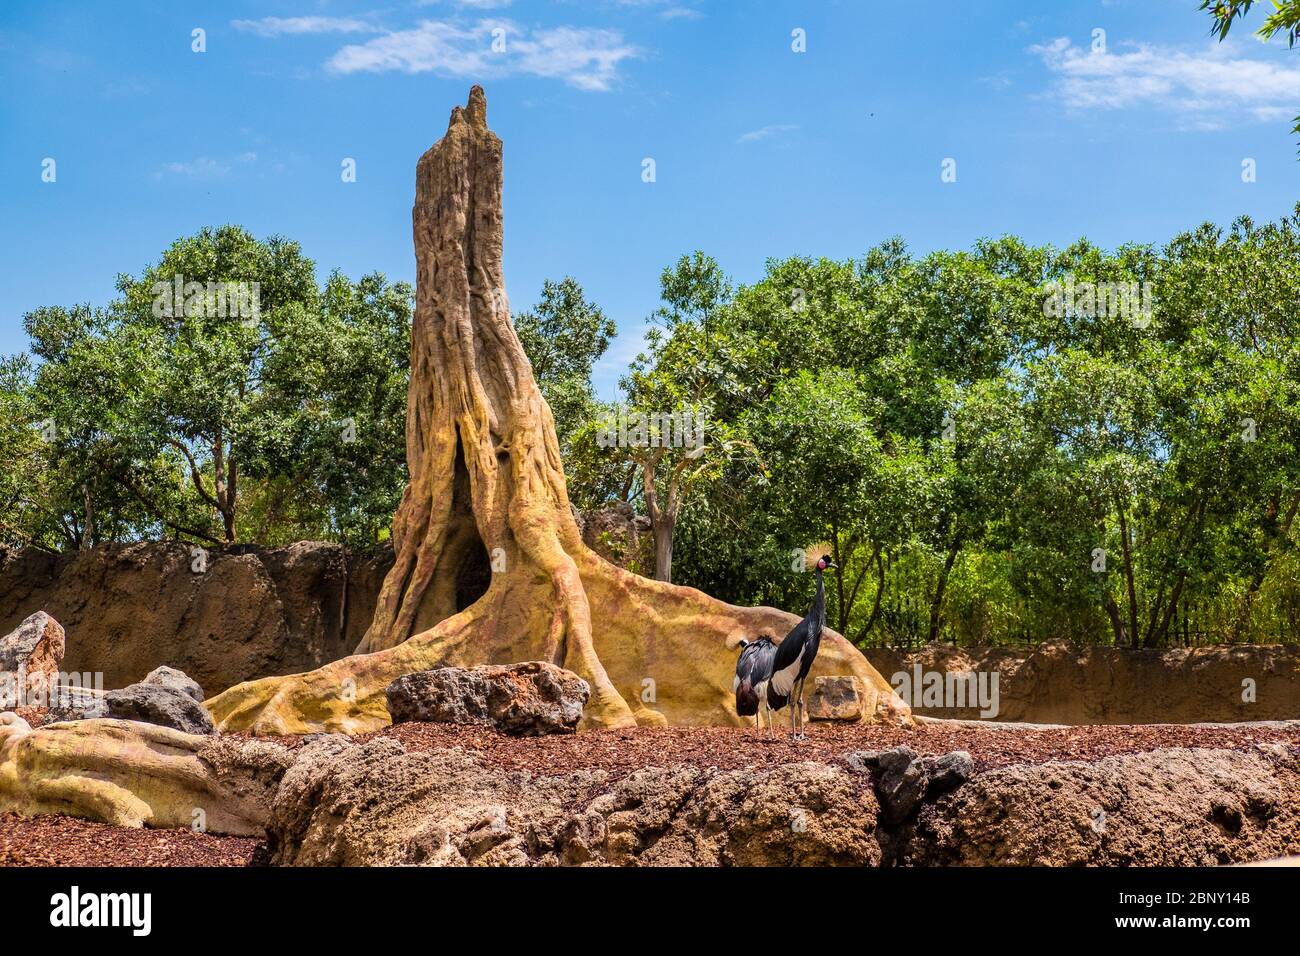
[811,566,827,630]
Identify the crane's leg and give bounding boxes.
[790,698,798,739]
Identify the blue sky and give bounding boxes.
[2,0,1298,398]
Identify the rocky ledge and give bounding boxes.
[263,725,1300,866]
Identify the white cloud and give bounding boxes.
[614,0,702,19]
[417,0,514,7]
[155,157,230,180]
[232,16,378,38]
[326,19,638,91]
[155,151,258,181]
[1031,37,1300,129]
[737,123,798,144]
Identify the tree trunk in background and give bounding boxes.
[928,539,959,644]
[641,452,678,583]
[652,517,675,583]
[1116,501,1140,649]
[207,88,907,734]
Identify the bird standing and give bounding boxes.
[733,635,777,736]
[768,551,836,739]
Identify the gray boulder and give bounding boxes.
[849,745,974,824]
[102,682,216,735]
[46,685,109,722]
[385,661,589,736]
[920,750,974,796]
[46,683,213,733]
[141,665,204,703]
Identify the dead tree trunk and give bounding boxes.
[207,88,907,734]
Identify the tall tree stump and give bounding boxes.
[208,88,908,734]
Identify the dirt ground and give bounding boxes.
[3,720,1298,866]
[372,719,1300,779]
[0,812,267,867]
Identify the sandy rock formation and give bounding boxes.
[0,716,292,835]
[386,662,588,735]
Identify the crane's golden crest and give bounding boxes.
[803,541,834,570]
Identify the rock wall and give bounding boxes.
[0,542,393,696]
[866,641,1300,724]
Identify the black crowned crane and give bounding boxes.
[733,635,777,735]
[771,551,836,739]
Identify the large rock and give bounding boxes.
[0,717,293,835]
[0,612,65,706]
[141,665,204,703]
[45,685,108,722]
[807,675,864,721]
[849,745,975,824]
[43,667,211,733]
[385,662,589,736]
[850,745,928,823]
[905,745,1300,866]
[100,682,217,736]
[267,735,882,866]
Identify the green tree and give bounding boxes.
[11,226,414,549]
[617,253,762,583]
[514,277,615,457]
[1203,0,1300,148]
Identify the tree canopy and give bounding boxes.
[4,211,1300,648]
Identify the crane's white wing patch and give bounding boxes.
[770,645,804,696]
